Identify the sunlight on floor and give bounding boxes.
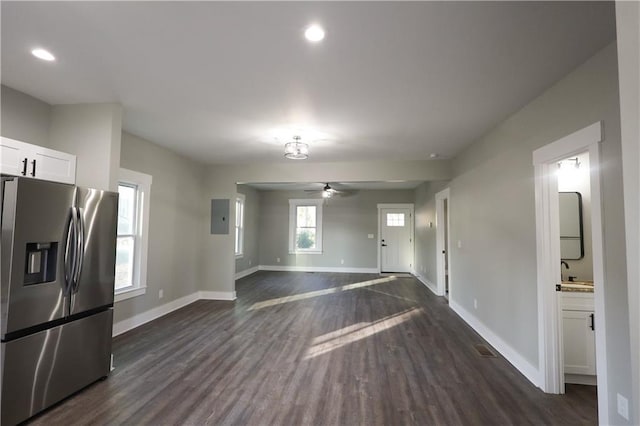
[247,276,398,311]
[304,308,422,359]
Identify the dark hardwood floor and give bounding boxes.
[30,271,597,425]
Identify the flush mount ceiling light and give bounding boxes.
[31,48,55,61]
[304,24,325,42]
[284,135,309,160]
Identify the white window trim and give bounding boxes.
[235,193,245,258]
[115,168,152,302]
[288,199,323,254]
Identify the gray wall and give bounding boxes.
[449,42,631,424]
[49,103,122,191]
[115,132,207,324]
[1,85,51,147]
[235,184,260,274]
[413,181,449,288]
[258,189,414,269]
[616,2,640,422]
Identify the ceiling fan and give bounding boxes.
[304,183,355,198]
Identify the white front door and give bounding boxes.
[380,207,413,273]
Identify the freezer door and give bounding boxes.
[0,309,113,425]
[70,187,117,315]
[1,178,75,337]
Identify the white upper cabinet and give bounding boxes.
[0,137,76,184]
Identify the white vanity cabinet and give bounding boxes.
[1,137,76,184]
[562,292,596,382]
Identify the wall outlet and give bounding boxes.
[341,259,344,265]
[276,257,280,263]
[617,393,629,420]
[249,259,252,265]
[474,299,478,309]
[367,234,374,239]
[159,289,164,299]
[457,240,463,249]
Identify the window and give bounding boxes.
[289,199,323,254]
[386,213,405,227]
[115,168,152,302]
[235,194,245,257]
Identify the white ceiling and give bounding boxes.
[1,2,615,165]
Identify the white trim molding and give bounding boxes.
[113,292,199,336]
[450,300,542,387]
[235,266,259,280]
[116,168,153,300]
[259,265,378,274]
[112,290,236,337]
[114,286,146,303]
[532,121,609,422]
[435,188,451,298]
[413,273,439,296]
[199,290,237,301]
[235,193,245,257]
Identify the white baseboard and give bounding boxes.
[450,300,541,388]
[199,290,237,301]
[113,290,236,336]
[259,265,378,274]
[565,374,597,386]
[414,273,439,296]
[112,292,199,337]
[235,266,259,280]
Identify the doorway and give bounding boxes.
[378,204,414,273]
[533,121,608,421]
[436,188,451,299]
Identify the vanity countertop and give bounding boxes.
[561,281,594,293]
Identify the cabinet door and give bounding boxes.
[563,310,596,375]
[30,145,76,184]
[0,137,29,176]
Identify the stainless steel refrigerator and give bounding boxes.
[0,177,117,425]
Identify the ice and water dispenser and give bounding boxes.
[24,242,58,285]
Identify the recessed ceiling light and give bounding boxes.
[305,25,325,42]
[430,153,439,159]
[31,48,55,61]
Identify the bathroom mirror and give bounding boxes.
[559,192,584,260]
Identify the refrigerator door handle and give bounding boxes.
[63,208,77,294]
[72,207,85,293]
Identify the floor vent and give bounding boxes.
[474,343,497,358]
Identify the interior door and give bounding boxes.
[1,178,75,337]
[70,187,118,315]
[380,207,412,273]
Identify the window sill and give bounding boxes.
[115,286,147,303]
[289,251,323,255]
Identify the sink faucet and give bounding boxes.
[561,261,569,281]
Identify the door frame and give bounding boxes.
[377,203,414,273]
[533,121,608,421]
[435,188,451,298]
